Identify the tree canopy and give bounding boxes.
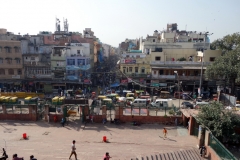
[196,102,240,142]
[210,32,240,53]
[205,44,240,93]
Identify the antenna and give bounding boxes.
[185,25,187,31]
[55,17,61,32]
[64,18,69,33]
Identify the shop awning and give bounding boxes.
[151,66,206,69]
[52,84,66,86]
[151,83,160,87]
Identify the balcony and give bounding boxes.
[124,73,148,78]
[151,61,211,65]
[66,64,91,71]
[151,74,204,80]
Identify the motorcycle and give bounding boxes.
[0,148,8,160]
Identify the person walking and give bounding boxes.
[163,128,168,139]
[69,140,77,160]
[103,152,111,160]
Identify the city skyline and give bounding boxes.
[0,0,239,47]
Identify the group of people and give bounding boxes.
[69,140,111,160]
[11,154,37,160]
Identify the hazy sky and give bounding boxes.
[0,0,239,47]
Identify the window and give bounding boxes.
[0,58,3,64]
[123,67,126,73]
[209,57,215,62]
[17,69,22,75]
[126,55,129,58]
[135,67,138,73]
[16,59,21,64]
[155,56,161,61]
[0,47,2,52]
[25,57,28,59]
[8,69,14,75]
[136,55,140,58]
[5,47,11,53]
[0,69,5,75]
[159,70,164,75]
[67,59,75,65]
[77,59,85,65]
[6,59,12,64]
[128,67,132,72]
[14,47,19,53]
[141,68,145,73]
[77,50,81,54]
[154,70,156,75]
[31,57,35,60]
[153,39,155,42]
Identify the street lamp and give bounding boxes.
[199,32,213,97]
[174,71,180,109]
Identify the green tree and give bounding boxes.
[196,102,240,142]
[210,32,240,54]
[205,48,240,94]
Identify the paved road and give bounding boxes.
[0,117,201,160]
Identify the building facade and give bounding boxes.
[0,40,23,90]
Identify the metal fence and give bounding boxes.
[209,134,237,160]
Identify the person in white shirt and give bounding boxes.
[69,140,77,160]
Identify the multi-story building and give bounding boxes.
[0,38,23,90]
[139,23,221,94]
[119,23,222,95]
[119,50,151,89]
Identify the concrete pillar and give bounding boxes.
[102,105,107,119]
[44,105,49,122]
[182,113,187,126]
[188,116,194,135]
[204,130,210,146]
[2,105,6,114]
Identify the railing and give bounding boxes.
[151,75,202,80]
[151,61,211,65]
[209,134,237,160]
[124,73,148,78]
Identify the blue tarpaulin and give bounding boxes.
[110,83,120,88]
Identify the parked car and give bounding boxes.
[181,101,194,109]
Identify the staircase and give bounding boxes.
[131,147,209,160]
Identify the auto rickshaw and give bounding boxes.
[103,98,114,109]
[24,96,32,103]
[160,91,170,99]
[10,97,18,104]
[135,90,144,98]
[102,98,113,105]
[52,96,59,105]
[3,97,11,103]
[58,96,65,105]
[98,95,107,100]
[126,97,134,106]
[126,92,134,98]
[123,90,132,97]
[106,94,119,100]
[0,96,6,103]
